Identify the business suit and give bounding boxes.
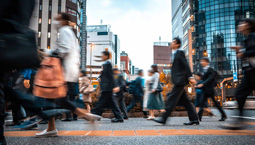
[127,76,147,116]
[91,60,123,120]
[197,67,226,120]
[161,50,198,123]
[114,74,128,118]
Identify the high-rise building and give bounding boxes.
[115,35,121,68]
[120,51,130,76]
[86,25,117,80]
[80,0,87,71]
[31,0,82,50]
[171,0,183,49]
[192,0,255,79]
[153,42,172,74]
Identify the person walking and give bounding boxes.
[127,70,148,118]
[224,19,255,129]
[147,65,165,120]
[91,51,124,123]
[113,68,129,120]
[154,37,199,125]
[194,72,214,121]
[197,58,227,121]
[79,71,93,113]
[143,70,154,113]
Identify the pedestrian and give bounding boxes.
[223,19,255,130]
[154,37,199,125]
[79,70,93,113]
[143,70,154,113]
[35,13,101,137]
[113,68,129,120]
[196,58,227,121]
[127,70,148,118]
[194,72,214,121]
[91,51,124,123]
[147,65,165,120]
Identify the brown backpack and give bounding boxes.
[33,57,67,99]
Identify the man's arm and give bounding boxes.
[243,34,255,57]
[178,51,192,78]
[201,68,214,86]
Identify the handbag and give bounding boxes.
[0,19,41,70]
[155,81,163,93]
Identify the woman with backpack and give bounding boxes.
[147,65,165,120]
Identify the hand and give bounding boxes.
[151,89,156,93]
[237,52,244,58]
[197,84,204,88]
[189,78,196,84]
[230,46,242,53]
[113,87,120,93]
[23,79,30,88]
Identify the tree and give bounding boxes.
[159,72,173,100]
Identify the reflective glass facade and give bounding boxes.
[193,0,255,79]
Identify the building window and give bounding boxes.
[39,18,42,24]
[97,32,108,35]
[39,5,42,10]
[48,32,51,38]
[38,32,41,38]
[69,0,77,4]
[47,46,50,49]
[49,5,52,11]
[48,19,51,24]
[67,8,76,16]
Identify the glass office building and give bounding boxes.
[193,0,255,79]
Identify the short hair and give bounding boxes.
[59,12,71,22]
[194,72,203,78]
[173,37,182,48]
[113,68,119,72]
[102,51,110,59]
[151,64,159,73]
[138,70,143,75]
[201,57,210,63]
[243,18,255,33]
[80,70,87,76]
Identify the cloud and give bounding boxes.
[101,0,111,7]
[87,0,172,71]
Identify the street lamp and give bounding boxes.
[90,43,95,82]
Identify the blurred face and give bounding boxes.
[194,75,201,81]
[113,70,120,75]
[55,14,67,27]
[101,53,109,61]
[148,71,153,76]
[238,21,250,35]
[171,39,180,50]
[200,59,209,67]
[139,71,144,77]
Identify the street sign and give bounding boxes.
[233,72,238,82]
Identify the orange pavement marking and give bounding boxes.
[112,130,136,136]
[4,131,40,137]
[244,122,255,125]
[87,131,112,136]
[135,130,160,136]
[204,130,255,136]
[180,129,209,135]
[59,131,90,136]
[158,130,185,136]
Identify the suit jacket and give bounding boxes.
[201,67,215,94]
[114,74,126,96]
[171,50,192,85]
[100,60,116,92]
[134,76,144,97]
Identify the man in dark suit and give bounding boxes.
[154,37,199,125]
[91,51,124,123]
[197,58,227,121]
[113,68,128,119]
[127,70,148,117]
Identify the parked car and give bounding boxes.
[223,96,255,110]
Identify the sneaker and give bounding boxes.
[82,113,102,123]
[15,120,40,130]
[35,129,58,137]
[147,116,155,120]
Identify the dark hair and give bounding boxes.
[60,12,71,22]
[243,18,255,33]
[102,51,110,59]
[151,64,159,73]
[138,70,143,75]
[80,70,87,76]
[173,37,182,48]
[201,57,210,63]
[194,72,203,78]
[113,68,119,72]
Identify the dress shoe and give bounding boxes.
[219,116,227,121]
[61,118,72,122]
[153,118,166,125]
[111,118,124,123]
[0,139,7,145]
[72,118,78,121]
[124,117,129,120]
[35,129,58,137]
[183,121,199,125]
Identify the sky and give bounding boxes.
[87,0,172,71]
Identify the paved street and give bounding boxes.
[4,109,255,145]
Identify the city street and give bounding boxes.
[4,109,255,145]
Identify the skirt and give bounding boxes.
[147,92,165,110]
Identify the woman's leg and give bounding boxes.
[47,117,56,131]
[196,107,199,113]
[85,103,91,113]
